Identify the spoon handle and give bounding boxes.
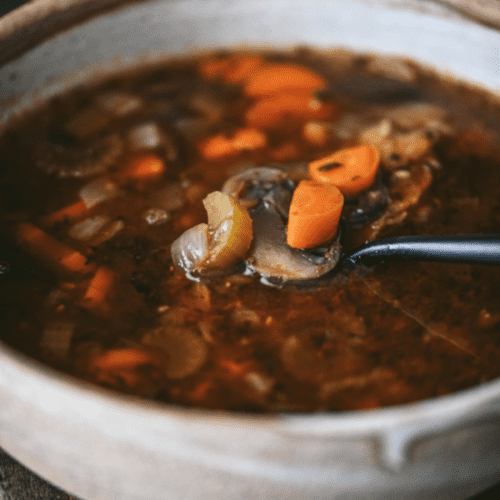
[344,234,500,267]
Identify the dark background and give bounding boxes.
[0,0,28,17]
[1,0,500,499]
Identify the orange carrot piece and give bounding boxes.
[220,359,246,376]
[303,121,329,146]
[198,58,233,80]
[309,145,380,198]
[189,380,213,401]
[199,128,267,160]
[80,266,116,311]
[124,153,166,180]
[270,142,300,162]
[89,347,161,389]
[244,63,326,97]
[17,223,91,274]
[199,134,237,160]
[245,93,332,128]
[45,200,88,224]
[223,55,264,83]
[287,180,344,249]
[199,55,264,83]
[231,128,267,150]
[92,348,157,370]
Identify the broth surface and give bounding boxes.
[0,49,499,412]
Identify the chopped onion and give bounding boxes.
[91,219,125,245]
[127,122,163,151]
[359,119,392,146]
[143,208,170,225]
[231,306,261,326]
[68,215,111,240]
[245,372,273,394]
[171,223,209,272]
[387,103,447,130]
[40,321,75,358]
[95,91,143,116]
[332,113,363,141]
[79,178,120,208]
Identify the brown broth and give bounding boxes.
[0,49,499,412]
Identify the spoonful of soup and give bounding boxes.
[171,146,500,285]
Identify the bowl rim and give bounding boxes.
[2,333,500,439]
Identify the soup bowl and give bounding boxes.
[1,1,500,499]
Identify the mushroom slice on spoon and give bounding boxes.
[222,167,342,283]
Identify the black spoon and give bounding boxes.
[339,233,500,270]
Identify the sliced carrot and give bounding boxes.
[124,153,166,180]
[231,128,267,150]
[199,55,264,83]
[245,93,332,128]
[17,223,92,274]
[199,58,232,79]
[287,180,344,249]
[220,359,246,376]
[188,380,213,401]
[45,200,88,224]
[244,63,326,97]
[80,266,116,312]
[223,55,265,83]
[309,145,380,198]
[92,348,157,370]
[60,251,91,274]
[199,134,237,160]
[270,142,300,162]
[89,347,161,389]
[199,128,267,160]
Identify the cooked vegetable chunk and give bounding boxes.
[171,191,253,272]
[202,191,254,269]
[287,180,344,249]
[244,63,326,97]
[309,145,380,197]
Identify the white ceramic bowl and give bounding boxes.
[1,1,500,499]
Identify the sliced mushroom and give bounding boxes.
[173,167,341,283]
[280,335,366,383]
[223,167,341,282]
[247,203,340,282]
[365,163,433,239]
[386,103,448,131]
[221,167,293,210]
[342,173,390,229]
[35,134,122,178]
[142,326,207,379]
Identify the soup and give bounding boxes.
[0,49,499,412]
